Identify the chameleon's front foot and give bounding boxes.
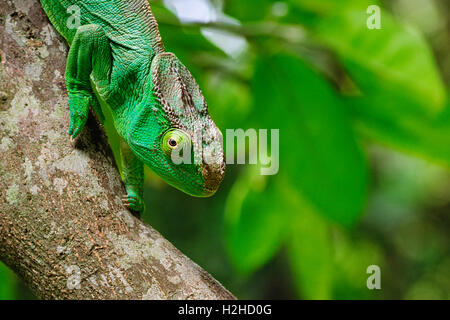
[121,186,144,214]
[67,93,90,139]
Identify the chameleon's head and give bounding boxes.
[128,53,225,197]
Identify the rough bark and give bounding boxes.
[0,0,235,300]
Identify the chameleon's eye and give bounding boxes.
[161,129,191,157]
[168,138,177,148]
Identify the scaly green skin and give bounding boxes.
[40,0,226,213]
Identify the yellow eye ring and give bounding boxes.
[161,129,191,157]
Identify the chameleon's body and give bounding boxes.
[40,0,225,213]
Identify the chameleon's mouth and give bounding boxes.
[201,162,226,197]
[129,138,224,197]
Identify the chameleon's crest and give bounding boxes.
[136,0,165,54]
[151,53,208,127]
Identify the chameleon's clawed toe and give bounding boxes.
[122,194,143,213]
[67,94,90,139]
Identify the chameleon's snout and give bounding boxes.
[201,162,226,196]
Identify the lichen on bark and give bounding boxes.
[0,0,235,300]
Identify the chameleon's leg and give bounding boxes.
[120,138,145,214]
[65,24,111,139]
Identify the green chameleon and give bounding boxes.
[40,0,226,213]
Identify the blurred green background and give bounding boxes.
[1,0,449,299]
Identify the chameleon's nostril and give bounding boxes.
[202,162,226,194]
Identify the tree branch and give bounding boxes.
[0,0,235,300]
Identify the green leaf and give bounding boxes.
[252,54,369,227]
[224,0,273,22]
[339,56,450,165]
[225,167,288,274]
[348,89,450,166]
[0,262,16,300]
[293,0,379,14]
[294,0,447,113]
[331,229,384,299]
[203,73,252,130]
[285,186,333,299]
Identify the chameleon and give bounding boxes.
[40,0,226,213]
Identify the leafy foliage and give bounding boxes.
[218,0,449,299]
[0,263,16,300]
[252,54,369,227]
